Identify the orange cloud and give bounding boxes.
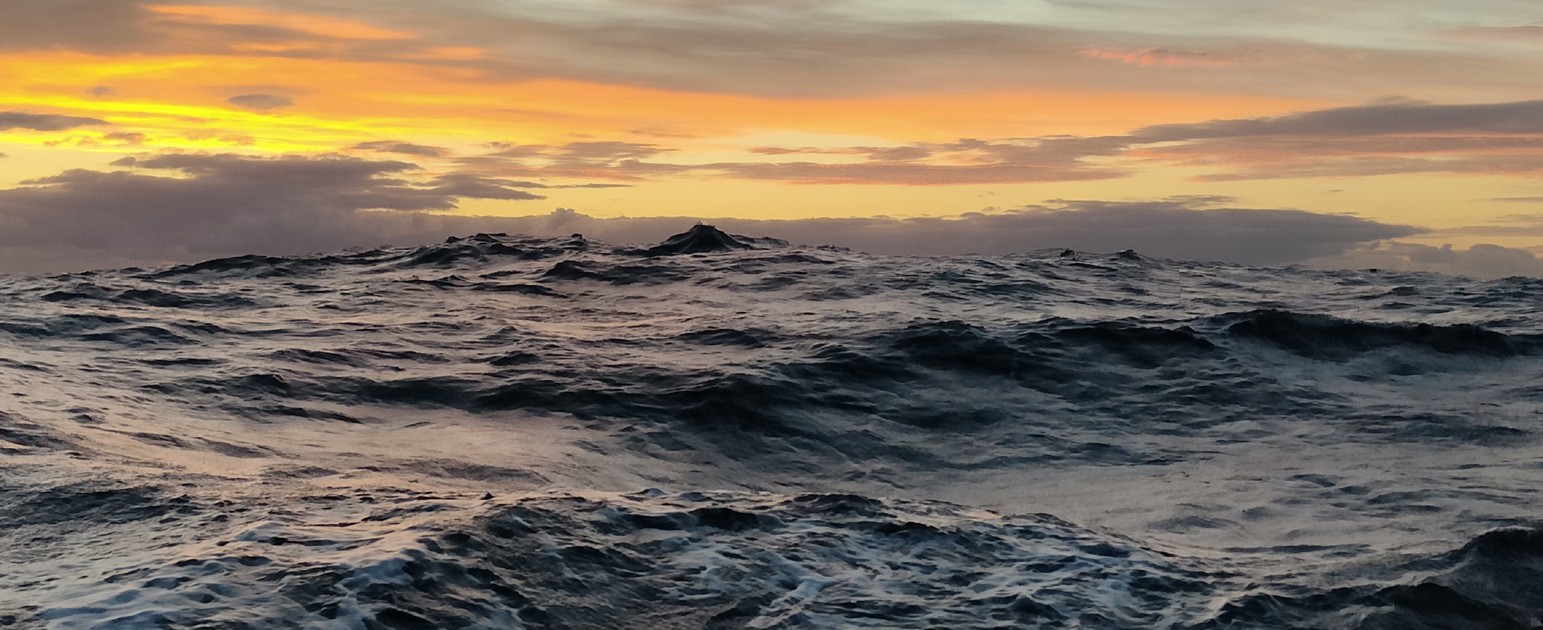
[147,4,412,41]
[0,41,1324,158]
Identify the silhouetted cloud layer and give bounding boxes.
[1313,242,1543,279]
[12,96,1542,188]
[531,198,1417,264]
[352,141,451,157]
[226,94,295,112]
[0,154,1421,272]
[445,99,1543,186]
[0,111,108,131]
[0,154,552,270]
[458,137,1128,185]
[1126,99,1543,180]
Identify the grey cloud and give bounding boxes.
[1189,156,1543,181]
[125,0,1463,101]
[478,141,671,162]
[0,0,1530,111]
[352,141,450,157]
[549,183,633,189]
[0,0,1534,104]
[405,13,1084,96]
[555,142,670,161]
[458,142,680,182]
[824,198,1414,262]
[227,94,295,112]
[706,160,1119,185]
[1442,26,1543,41]
[701,100,1543,184]
[1414,215,1543,239]
[470,98,1543,186]
[749,147,822,156]
[0,155,1420,272]
[424,15,1317,98]
[458,199,1415,266]
[1044,0,1542,38]
[1136,135,1543,164]
[129,153,411,182]
[0,0,156,53]
[420,5,1539,100]
[1133,100,1543,141]
[428,97,1543,187]
[0,0,415,58]
[478,141,671,163]
[1110,100,1543,180]
[103,132,146,146]
[0,154,1419,272]
[0,111,108,131]
[460,137,1123,184]
[425,173,625,194]
[749,145,936,161]
[430,199,1417,264]
[422,174,545,201]
[0,154,557,272]
[865,146,935,162]
[1311,242,1543,279]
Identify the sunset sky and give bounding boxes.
[4,0,1543,274]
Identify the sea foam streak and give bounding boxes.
[1,226,1540,628]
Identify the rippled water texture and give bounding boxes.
[1,228,1540,628]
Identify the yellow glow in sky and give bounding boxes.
[3,0,1543,272]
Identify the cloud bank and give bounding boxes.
[1311,242,1543,279]
[0,154,550,271]
[442,99,1543,186]
[226,94,295,113]
[0,111,108,131]
[1,0,1530,103]
[0,154,1426,273]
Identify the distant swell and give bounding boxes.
[136,307,1538,466]
[1223,309,1534,359]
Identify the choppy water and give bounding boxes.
[2,226,1541,629]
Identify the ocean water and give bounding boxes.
[1,226,1540,629]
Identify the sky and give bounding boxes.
[3,0,1543,275]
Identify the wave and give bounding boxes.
[98,304,1535,464]
[3,230,1543,628]
[9,485,1537,629]
[646,224,754,255]
[1222,309,1537,359]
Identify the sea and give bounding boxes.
[0,225,1539,629]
